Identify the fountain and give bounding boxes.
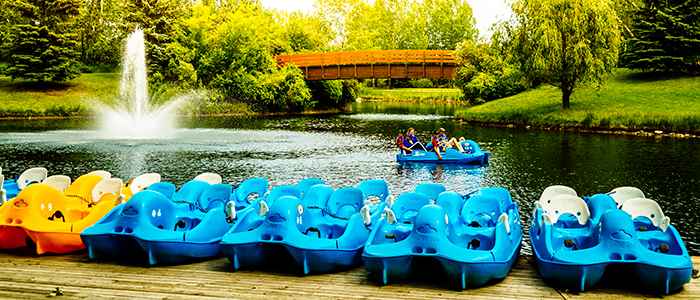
[99,28,181,139]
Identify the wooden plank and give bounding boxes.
[0,251,698,299]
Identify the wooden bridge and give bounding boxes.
[274,50,458,81]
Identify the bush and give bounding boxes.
[453,40,529,104]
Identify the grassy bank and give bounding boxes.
[358,87,464,102]
[0,74,248,117]
[0,74,118,116]
[455,69,700,134]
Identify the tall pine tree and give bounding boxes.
[3,0,81,82]
[624,0,700,74]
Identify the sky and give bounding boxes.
[259,0,513,39]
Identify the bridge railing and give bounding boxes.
[275,50,457,67]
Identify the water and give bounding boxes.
[0,101,698,255]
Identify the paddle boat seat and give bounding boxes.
[413,183,446,204]
[387,192,431,225]
[2,167,48,200]
[621,198,670,232]
[81,181,232,264]
[535,185,577,213]
[529,187,693,294]
[296,178,325,199]
[146,182,176,199]
[121,173,161,200]
[89,170,111,179]
[363,187,522,288]
[221,186,372,274]
[43,175,71,193]
[193,172,222,185]
[231,177,268,210]
[608,186,645,208]
[0,174,120,254]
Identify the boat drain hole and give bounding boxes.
[261,234,271,240]
[124,227,133,233]
[623,254,637,260]
[411,246,423,254]
[425,247,437,254]
[609,253,622,260]
[114,226,123,232]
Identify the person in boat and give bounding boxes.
[404,127,427,152]
[428,131,445,160]
[438,128,467,153]
[395,129,413,155]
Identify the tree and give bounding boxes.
[76,0,125,68]
[3,0,81,82]
[123,0,189,82]
[420,0,478,50]
[453,40,528,104]
[623,0,700,74]
[511,0,622,109]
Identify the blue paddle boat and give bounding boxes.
[81,175,232,264]
[396,140,489,164]
[530,186,693,293]
[362,187,522,288]
[221,184,383,274]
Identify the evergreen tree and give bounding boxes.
[624,0,700,74]
[3,0,81,82]
[123,0,189,81]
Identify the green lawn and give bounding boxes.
[0,73,119,117]
[358,87,464,102]
[0,73,249,117]
[455,69,700,133]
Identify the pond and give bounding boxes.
[0,101,698,255]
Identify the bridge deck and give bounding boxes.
[0,248,697,299]
[275,50,458,80]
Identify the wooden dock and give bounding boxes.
[0,248,697,299]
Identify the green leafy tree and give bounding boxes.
[3,0,81,81]
[511,0,622,109]
[123,0,190,82]
[420,0,478,50]
[453,40,528,104]
[623,0,700,74]
[186,2,312,112]
[76,0,125,69]
[279,10,332,53]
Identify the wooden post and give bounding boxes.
[338,51,341,79]
[354,51,357,78]
[371,51,374,78]
[322,53,325,80]
[405,50,409,78]
[388,51,391,88]
[423,50,426,78]
[440,51,444,79]
[305,53,308,80]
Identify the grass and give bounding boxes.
[0,73,248,117]
[358,87,464,102]
[0,74,119,117]
[455,69,700,134]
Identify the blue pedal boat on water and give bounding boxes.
[529,186,693,294]
[396,140,489,164]
[221,183,386,274]
[81,176,232,264]
[362,187,522,288]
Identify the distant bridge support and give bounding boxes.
[274,50,457,81]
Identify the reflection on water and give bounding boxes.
[0,101,698,255]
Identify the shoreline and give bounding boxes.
[457,118,700,139]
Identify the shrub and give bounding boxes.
[453,40,529,104]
